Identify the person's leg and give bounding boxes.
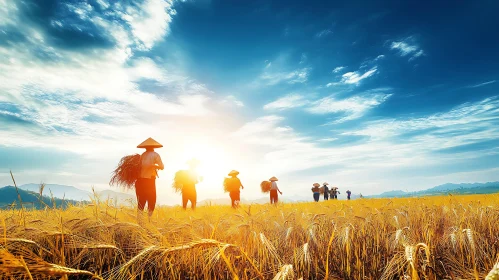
[191,190,197,209]
[234,191,240,208]
[148,179,156,217]
[182,192,188,209]
[230,192,236,208]
[135,179,146,211]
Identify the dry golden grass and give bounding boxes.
[1,194,499,279]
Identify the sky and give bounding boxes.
[1,0,498,204]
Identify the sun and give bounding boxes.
[180,141,231,191]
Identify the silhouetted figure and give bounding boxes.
[269,177,282,204]
[346,190,352,200]
[359,193,363,199]
[311,183,321,202]
[322,182,329,200]
[182,159,200,210]
[330,187,340,199]
[135,138,164,218]
[226,170,244,208]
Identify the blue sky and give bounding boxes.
[1,0,498,203]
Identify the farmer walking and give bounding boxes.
[136,137,164,218]
[181,159,200,210]
[330,187,340,200]
[322,182,329,200]
[311,183,321,202]
[269,176,282,204]
[225,170,244,208]
[346,190,352,200]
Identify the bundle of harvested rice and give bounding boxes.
[260,181,271,193]
[109,154,141,190]
[172,170,188,193]
[223,177,230,193]
[319,186,325,194]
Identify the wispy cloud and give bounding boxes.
[264,94,309,110]
[346,96,499,145]
[390,36,424,61]
[259,68,311,85]
[307,91,392,123]
[332,66,346,73]
[220,95,244,107]
[328,66,378,86]
[315,29,333,38]
[467,80,496,88]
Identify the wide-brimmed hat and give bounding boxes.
[323,182,329,185]
[228,170,239,176]
[269,176,278,181]
[137,137,163,148]
[313,183,320,187]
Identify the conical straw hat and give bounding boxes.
[313,183,320,187]
[137,137,163,148]
[228,170,239,176]
[323,182,329,185]
[269,176,278,181]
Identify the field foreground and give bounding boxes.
[1,194,499,279]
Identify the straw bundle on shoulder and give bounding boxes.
[109,154,141,190]
[319,186,325,194]
[223,177,230,193]
[172,170,188,193]
[261,181,271,193]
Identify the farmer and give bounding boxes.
[182,158,200,210]
[269,176,282,204]
[346,190,352,200]
[226,170,244,208]
[311,183,321,202]
[330,187,340,200]
[322,182,330,200]
[136,137,164,218]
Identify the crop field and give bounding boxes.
[1,194,499,279]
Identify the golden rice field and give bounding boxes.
[2,194,499,280]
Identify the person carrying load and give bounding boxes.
[136,137,164,217]
[224,170,244,208]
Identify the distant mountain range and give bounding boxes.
[0,186,79,209]
[368,181,499,198]
[1,184,136,206]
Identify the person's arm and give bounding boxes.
[277,187,282,194]
[239,178,244,189]
[155,153,164,170]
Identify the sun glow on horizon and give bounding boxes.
[171,141,231,192]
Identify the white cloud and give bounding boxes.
[390,36,424,60]
[307,91,392,123]
[220,95,244,107]
[315,29,332,38]
[0,0,216,155]
[259,67,311,85]
[332,66,346,73]
[346,96,499,142]
[264,94,309,110]
[121,0,174,50]
[334,66,378,86]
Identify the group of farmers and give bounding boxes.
[310,183,351,202]
[132,137,351,218]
